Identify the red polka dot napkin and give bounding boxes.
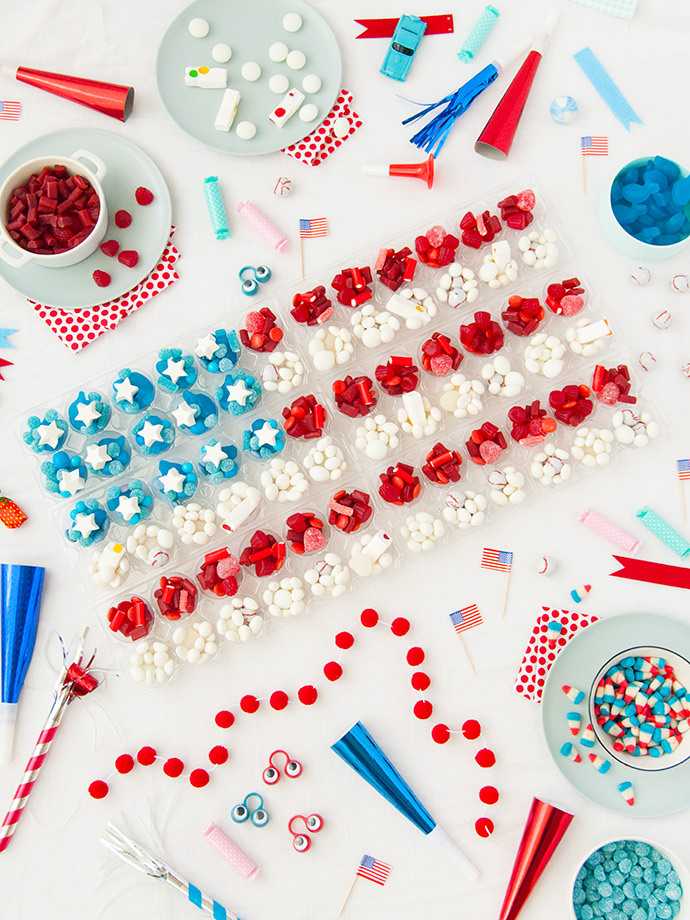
[514,605,599,702]
[29,227,180,353]
[282,89,362,167]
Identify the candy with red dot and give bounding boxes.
[475,817,494,838]
[115,753,135,774]
[475,748,496,768]
[209,745,229,765]
[215,710,234,729]
[137,746,156,766]
[164,757,184,777]
[189,768,210,788]
[88,780,109,799]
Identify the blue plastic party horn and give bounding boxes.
[0,564,45,763]
[332,721,479,880]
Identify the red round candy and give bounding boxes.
[391,617,410,636]
[479,785,499,805]
[189,768,210,788]
[324,661,343,681]
[270,690,289,710]
[215,710,235,729]
[163,757,184,778]
[335,631,354,649]
[475,817,494,838]
[240,695,260,714]
[115,209,132,228]
[115,753,135,774]
[360,608,379,628]
[88,780,109,799]
[406,647,425,666]
[431,723,450,744]
[414,700,433,720]
[411,671,431,691]
[462,719,481,740]
[135,186,154,206]
[137,745,156,766]
[297,685,318,705]
[209,745,229,766]
[475,748,496,768]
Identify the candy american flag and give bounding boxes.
[357,854,391,885]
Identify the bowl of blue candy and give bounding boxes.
[600,156,690,259]
[572,837,688,920]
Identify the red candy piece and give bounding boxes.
[497,190,536,229]
[475,817,494,838]
[420,332,462,377]
[465,422,507,466]
[414,225,460,268]
[422,442,462,485]
[379,462,421,505]
[501,295,545,337]
[548,384,594,427]
[324,661,343,681]
[270,690,289,710]
[209,745,229,765]
[360,608,379,628]
[331,265,373,307]
[189,768,210,788]
[291,285,333,326]
[88,780,109,799]
[406,647,425,666]
[135,186,154,206]
[100,239,119,257]
[414,700,433,720]
[460,311,504,355]
[196,547,240,597]
[508,401,557,443]
[282,394,327,439]
[215,710,234,728]
[114,209,132,228]
[335,631,354,649]
[479,785,499,805]
[154,575,198,620]
[462,718,481,740]
[286,511,327,555]
[137,746,156,766]
[115,754,135,774]
[239,307,283,353]
[475,748,496,768]
[591,364,636,406]
[391,617,410,636]
[164,757,185,777]
[298,685,318,705]
[546,277,585,316]
[459,209,502,248]
[107,595,153,641]
[239,530,286,577]
[431,723,450,744]
[240,694,260,713]
[329,488,373,534]
[118,248,139,268]
[92,269,111,288]
[375,355,419,396]
[332,375,377,418]
[375,245,417,291]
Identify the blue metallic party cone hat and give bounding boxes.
[332,720,478,881]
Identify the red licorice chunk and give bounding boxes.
[548,384,594,427]
[106,595,153,640]
[508,400,557,443]
[92,269,111,288]
[465,422,508,465]
[375,245,417,291]
[375,355,419,395]
[378,462,421,505]
[331,265,373,307]
[282,394,326,439]
[459,209,502,248]
[290,285,333,326]
[239,530,286,577]
[497,189,536,229]
[328,488,373,533]
[332,374,377,418]
[196,547,241,597]
[546,276,585,316]
[422,442,462,484]
[420,332,462,376]
[459,311,504,355]
[239,307,283,353]
[414,224,460,268]
[285,511,327,554]
[501,295,545,337]
[591,363,636,405]
[154,575,198,619]
[135,186,154,206]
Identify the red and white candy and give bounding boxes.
[217,597,264,642]
[397,391,441,439]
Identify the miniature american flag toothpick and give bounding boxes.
[449,605,483,673]
[298,217,328,279]
[337,853,392,917]
[481,547,514,618]
[580,135,608,193]
[677,459,690,522]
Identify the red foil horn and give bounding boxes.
[8,65,134,121]
[498,797,574,920]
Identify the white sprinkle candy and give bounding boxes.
[217,597,264,643]
[304,553,350,597]
[263,576,306,617]
[130,640,175,685]
[173,622,218,664]
[400,511,445,552]
[302,435,347,482]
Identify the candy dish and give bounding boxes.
[542,613,690,817]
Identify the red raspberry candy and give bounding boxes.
[107,595,153,640]
[501,295,545,336]
[378,462,421,505]
[545,277,585,316]
[197,547,240,597]
[332,375,377,418]
[375,356,419,395]
[286,511,326,554]
[508,401,557,443]
[331,265,373,308]
[100,239,119,257]
[239,531,286,577]
[422,442,462,485]
[282,394,326,439]
[118,249,139,268]
[114,209,132,228]
[328,489,372,534]
[465,422,507,466]
[548,384,594,427]
[591,364,636,405]
[92,269,111,287]
[460,311,504,355]
[497,190,535,229]
[135,186,154,206]
[154,575,198,619]
[414,225,460,268]
[375,245,416,291]
[291,285,333,325]
[239,307,283,353]
[420,332,462,377]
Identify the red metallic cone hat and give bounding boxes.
[498,797,574,920]
[8,65,134,121]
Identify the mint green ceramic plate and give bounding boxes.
[542,613,690,817]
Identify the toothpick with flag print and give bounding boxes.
[337,853,392,917]
[481,547,514,618]
[677,459,690,523]
[298,217,328,279]
[448,604,483,673]
[0,101,21,122]
[580,135,609,194]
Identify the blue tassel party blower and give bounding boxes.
[332,721,479,881]
[0,564,45,763]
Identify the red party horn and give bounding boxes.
[498,796,574,920]
[1,64,134,121]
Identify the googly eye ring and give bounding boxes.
[239,265,272,296]
[288,813,323,852]
[231,792,270,827]
[262,749,303,785]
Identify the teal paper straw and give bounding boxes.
[636,507,690,558]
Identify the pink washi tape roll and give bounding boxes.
[236,200,288,252]
[579,508,640,554]
[203,823,260,880]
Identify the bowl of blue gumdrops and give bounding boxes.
[600,156,690,259]
[572,838,688,920]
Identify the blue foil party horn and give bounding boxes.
[0,564,45,763]
[332,721,479,880]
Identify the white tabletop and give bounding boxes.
[2,1,690,918]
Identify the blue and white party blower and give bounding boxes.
[332,721,479,881]
[0,564,45,763]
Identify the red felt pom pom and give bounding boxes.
[462,718,481,740]
[163,757,184,778]
[324,661,343,681]
[297,684,318,705]
[360,608,379,628]
[475,748,496,768]
[115,209,132,228]
[270,690,289,710]
[209,745,229,766]
[391,617,410,636]
[137,745,156,766]
[189,768,210,788]
[240,695,260,714]
[215,710,235,729]
[431,723,450,744]
[88,780,109,799]
[479,785,499,805]
[475,817,494,838]
[411,671,431,691]
[115,753,134,774]
[335,631,354,650]
[406,646,425,666]
[135,186,154,206]
[414,700,433,720]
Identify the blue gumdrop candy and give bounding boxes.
[645,169,669,191]
[639,227,662,243]
[663,212,685,233]
[654,156,681,180]
[622,167,640,185]
[622,184,650,204]
[671,175,690,206]
[636,214,655,228]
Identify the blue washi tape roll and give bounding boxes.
[203,176,231,240]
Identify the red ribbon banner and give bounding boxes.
[354,14,454,39]
[610,555,690,590]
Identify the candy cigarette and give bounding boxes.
[185,66,228,89]
[636,507,690,559]
[236,200,288,252]
[215,88,240,132]
[269,88,305,127]
[579,508,640,553]
[362,530,392,562]
[219,492,260,533]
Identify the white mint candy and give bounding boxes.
[188,17,209,38]
[286,50,306,70]
[269,41,289,62]
[236,121,256,140]
[269,74,290,94]
[241,61,261,81]
[299,104,318,122]
[283,12,303,32]
[212,43,232,63]
[302,74,321,94]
